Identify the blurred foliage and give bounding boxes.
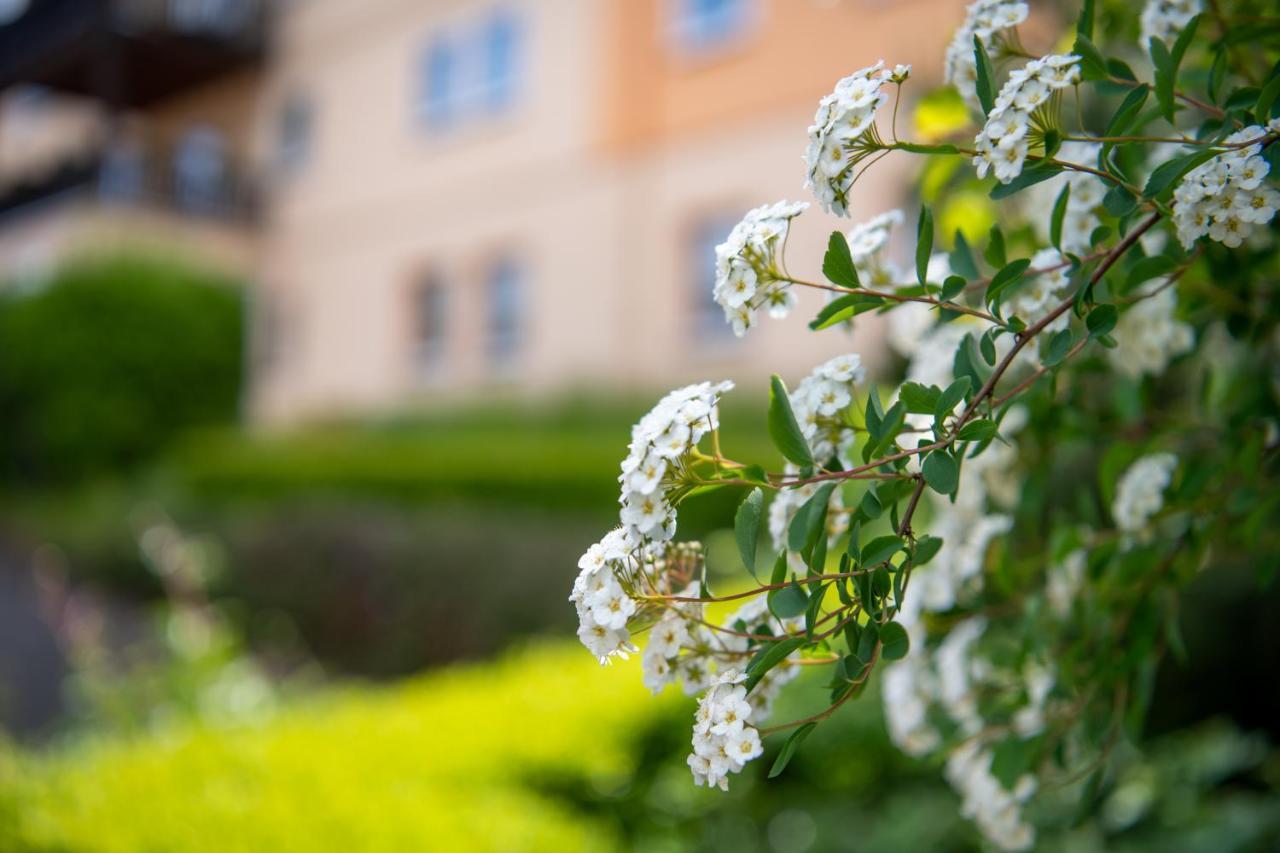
[0,642,1275,853]
[0,255,243,485]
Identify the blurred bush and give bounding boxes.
[0,254,243,485]
[1,641,1275,853]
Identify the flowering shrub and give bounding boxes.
[572,1,1280,848]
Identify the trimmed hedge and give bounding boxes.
[0,255,243,485]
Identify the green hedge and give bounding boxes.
[0,255,243,485]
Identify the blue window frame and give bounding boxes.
[418,8,524,130]
[276,92,312,174]
[486,257,523,367]
[669,0,755,54]
[483,11,521,110]
[173,126,226,214]
[422,34,457,127]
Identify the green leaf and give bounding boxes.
[916,205,934,285]
[1125,256,1177,291]
[1143,149,1218,200]
[809,292,883,330]
[1077,0,1095,40]
[1104,86,1149,137]
[1208,48,1228,102]
[822,231,860,288]
[1086,304,1118,338]
[768,582,809,620]
[1256,72,1280,121]
[804,582,827,639]
[899,382,942,415]
[770,551,788,586]
[951,230,980,279]
[984,226,1007,269]
[922,450,959,494]
[979,328,997,366]
[986,258,1032,311]
[952,335,991,397]
[935,376,972,418]
[734,488,764,578]
[912,535,943,566]
[859,488,883,520]
[788,482,837,553]
[973,36,996,116]
[769,375,814,467]
[879,621,910,661]
[1150,37,1175,121]
[864,401,906,461]
[1102,183,1137,218]
[768,722,818,778]
[940,275,967,302]
[990,737,1040,790]
[892,141,960,154]
[1073,34,1108,81]
[860,535,904,568]
[990,162,1063,200]
[745,636,807,693]
[1042,328,1076,366]
[1050,182,1071,251]
[1160,17,1201,121]
[957,418,997,441]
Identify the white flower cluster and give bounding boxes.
[846,209,907,288]
[1140,0,1203,46]
[1027,142,1105,253]
[945,0,1030,112]
[767,354,865,570]
[974,54,1082,184]
[1113,452,1177,535]
[946,740,1038,850]
[571,529,639,663]
[805,62,893,216]
[1172,125,1280,249]
[790,353,867,462]
[688,670,765,791]
[1008,247,1072,340]
[619,380,734,542]
[641,580,802,708]
[1107,288,1194,378]
[713,202,809,336]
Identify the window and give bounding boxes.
[276,92,312,174]
[173,126,226,214]
[486,257,523,368]
[482,11,522,110]
[417,8,524,129]
[691,215,739,343]
[668,0,756,55]
[99,140,145,202]
[413,274,448,372]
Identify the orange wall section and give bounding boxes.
[598,0,969,155]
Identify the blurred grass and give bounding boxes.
[0,642,684,853]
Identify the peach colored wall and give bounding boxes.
[250,0,960,422]
[599,0,965,152]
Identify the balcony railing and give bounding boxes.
[0,0,268,106]
[0,138,257,224]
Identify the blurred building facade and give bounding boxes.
[0,0,965,423]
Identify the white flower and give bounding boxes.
[973,54,1081,184]
[845,209,907,288]
[616,381,734,543]
[1113,453,1177,535]
[1173,126,1278,248]
[1140,0,1203,46]
[687,670,766,790]
[945,740,1038,850]
[945,1,1031,111]
[1046,549,1086,617]
[712,202,808,336]
[785,353,868,463]
[1107,288,1194,378]
[805,62,894,215]
[1025,142,1105,253]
